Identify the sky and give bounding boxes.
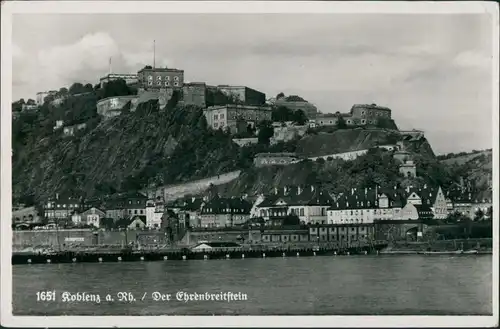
[11,13,495,154]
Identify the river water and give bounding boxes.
[12,255,492,315]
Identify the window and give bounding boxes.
[148,82,152,86]
[134,210,138,214]
[157,81,161,86]
[214,123,218,128]
[148,76,153,80]
[157,76,162,80]
[220,114,224,119]
[214,114,218,120]
[300,208,304,216]
[165,81,170,86]
[174,76,179,81]
[174,82,179,87]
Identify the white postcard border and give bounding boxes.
[1,1,498,328]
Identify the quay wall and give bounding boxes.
[12,230,140,250]
[179,229,262,246]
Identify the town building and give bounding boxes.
[176,197,206,228]
[128,216,147,230]
[203,104,272,133]
[199,197,252,228]
[398,203,435,220]
[104,192,148,221]
[96,95,139,118]
[12,206,41,227]
[36,90,57,106]
[99,73,138,88]
[137,67,184,90]
[71,207,106,228]
[216,85,266,106]
[145,197,165,229]
[403,185,448,220]
[255,186,334,225]
[327,187,405,225]
[82,207,106,227]
[399,160,417,178]
[253,152,300,167]
[44,194,84,220]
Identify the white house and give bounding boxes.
[145,198,164,229]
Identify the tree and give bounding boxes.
[69,82,85,95]
[26,99,36,105]
[445,211,469,224]
[276,92,285,100]
[292,109,308,125]
[257,120,274,145]
[474,209,484,221]
[336,116,347,129]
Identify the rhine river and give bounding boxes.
[13,255,492,315]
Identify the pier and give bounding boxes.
[12,244,388,265]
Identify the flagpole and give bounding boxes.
[153,40,156,69]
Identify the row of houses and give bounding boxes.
[26,181,492,232]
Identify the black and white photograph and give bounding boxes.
[1,1,498,327]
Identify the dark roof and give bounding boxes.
[201,197,252,215]
[129,215,146,225]
[258,186,334,208]
[414,205,435,219]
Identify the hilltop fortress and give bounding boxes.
[92,64,396,134]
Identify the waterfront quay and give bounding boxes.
[12,241,389,265]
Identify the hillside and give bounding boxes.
[219,147,445,197]
[438,149,493,201]
[12,96,246,203]
[12,80,489,205]
[296,128,434,158]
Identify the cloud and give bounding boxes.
[452,50,492,69]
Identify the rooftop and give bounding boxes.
[138,67,184,73]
